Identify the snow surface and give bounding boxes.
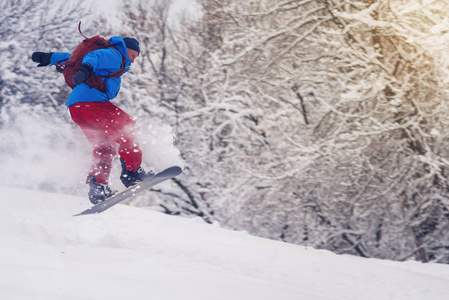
[1,187,449,300]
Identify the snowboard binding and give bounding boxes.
[87,175,116,205]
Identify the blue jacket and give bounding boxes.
[51,36,132,108]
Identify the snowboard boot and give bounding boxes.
[119,158,154,188]
[87,175,115,205]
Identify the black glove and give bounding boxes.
[31,52,53,67]
[72,64,93,86]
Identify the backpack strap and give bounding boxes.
[94,46,126,98]
[55,58,69,73]
[97,46,127,79]
[109,51,126,78]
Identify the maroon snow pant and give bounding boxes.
[69,102,142,185]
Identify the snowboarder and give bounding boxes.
[31,36,151,204]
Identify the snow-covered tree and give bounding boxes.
[199,0,449,263]
[308,0,449,263]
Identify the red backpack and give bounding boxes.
[55,22,126,93]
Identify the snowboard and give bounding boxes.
[74,166,182,216]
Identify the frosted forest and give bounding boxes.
[2,0,449,264]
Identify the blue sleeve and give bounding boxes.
[81,49,123,75]
[50,52,71,65]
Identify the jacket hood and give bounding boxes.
[108,36,132,68]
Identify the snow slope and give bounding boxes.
[1,187,449,300]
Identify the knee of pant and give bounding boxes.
[94,145,116,159]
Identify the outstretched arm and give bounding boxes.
[51,52,71,65]
[31,52,71,67]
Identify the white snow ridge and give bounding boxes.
[0,187,448,300]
